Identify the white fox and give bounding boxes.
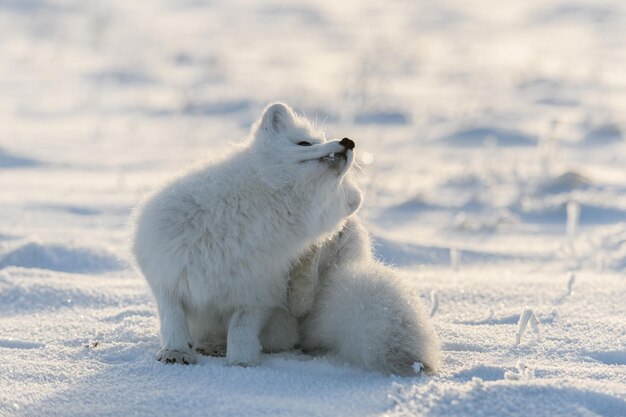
[288,218,442,375]
[131,103,361,366]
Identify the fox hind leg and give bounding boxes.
[154,292,197,365]
[226,307,272,366]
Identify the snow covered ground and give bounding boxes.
[1,0,626,416]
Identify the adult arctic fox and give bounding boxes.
[293,218,441,375]
[131,102,361,366]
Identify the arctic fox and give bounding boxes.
[131,102,361,366]
[291,217,442,375]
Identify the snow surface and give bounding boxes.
[1,0,626,416]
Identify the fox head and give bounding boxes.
[248,103,356,190]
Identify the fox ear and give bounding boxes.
[259,103,296,133]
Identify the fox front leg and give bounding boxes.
[287,245,321,318]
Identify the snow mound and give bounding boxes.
[373,236,518,266]
[379,195,443,220]
[389,381,626,417]
[28,204,102,216]
[534,170,593,194]
[441,127,537,147]
[0,146,40,168]
[0,339,46,349]
[519,199,626,226]
[183,100,252,116]
[0,233,18,242]
[587,351,626,366]
[88,69,157,86]
[0,242,124,273]
[10,351,392,417]
[582,124,623,146]
[0,276,120,313]
[354,110,409,125]
[453,210,518,233]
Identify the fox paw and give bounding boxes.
[195,341,226,357]
[226,340,261,366]
[156,348,197,365]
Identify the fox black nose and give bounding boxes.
[340,137,355,150]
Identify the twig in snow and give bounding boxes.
[566,272,575,296]
[429,290,439,317]
[450,248,461,272]
[504,359,535,380]
[555,272,576,304]
[565,201,580,263]
[566,201,580,240]
[515,307,541,345]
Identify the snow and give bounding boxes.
[1,0,626,416]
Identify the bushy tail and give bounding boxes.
[301,262,441,375]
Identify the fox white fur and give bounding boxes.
[131,103,361,366]
[288,218,442,375]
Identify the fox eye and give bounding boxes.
[297,141,312,146]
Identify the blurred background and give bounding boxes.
[1,0,626,268]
